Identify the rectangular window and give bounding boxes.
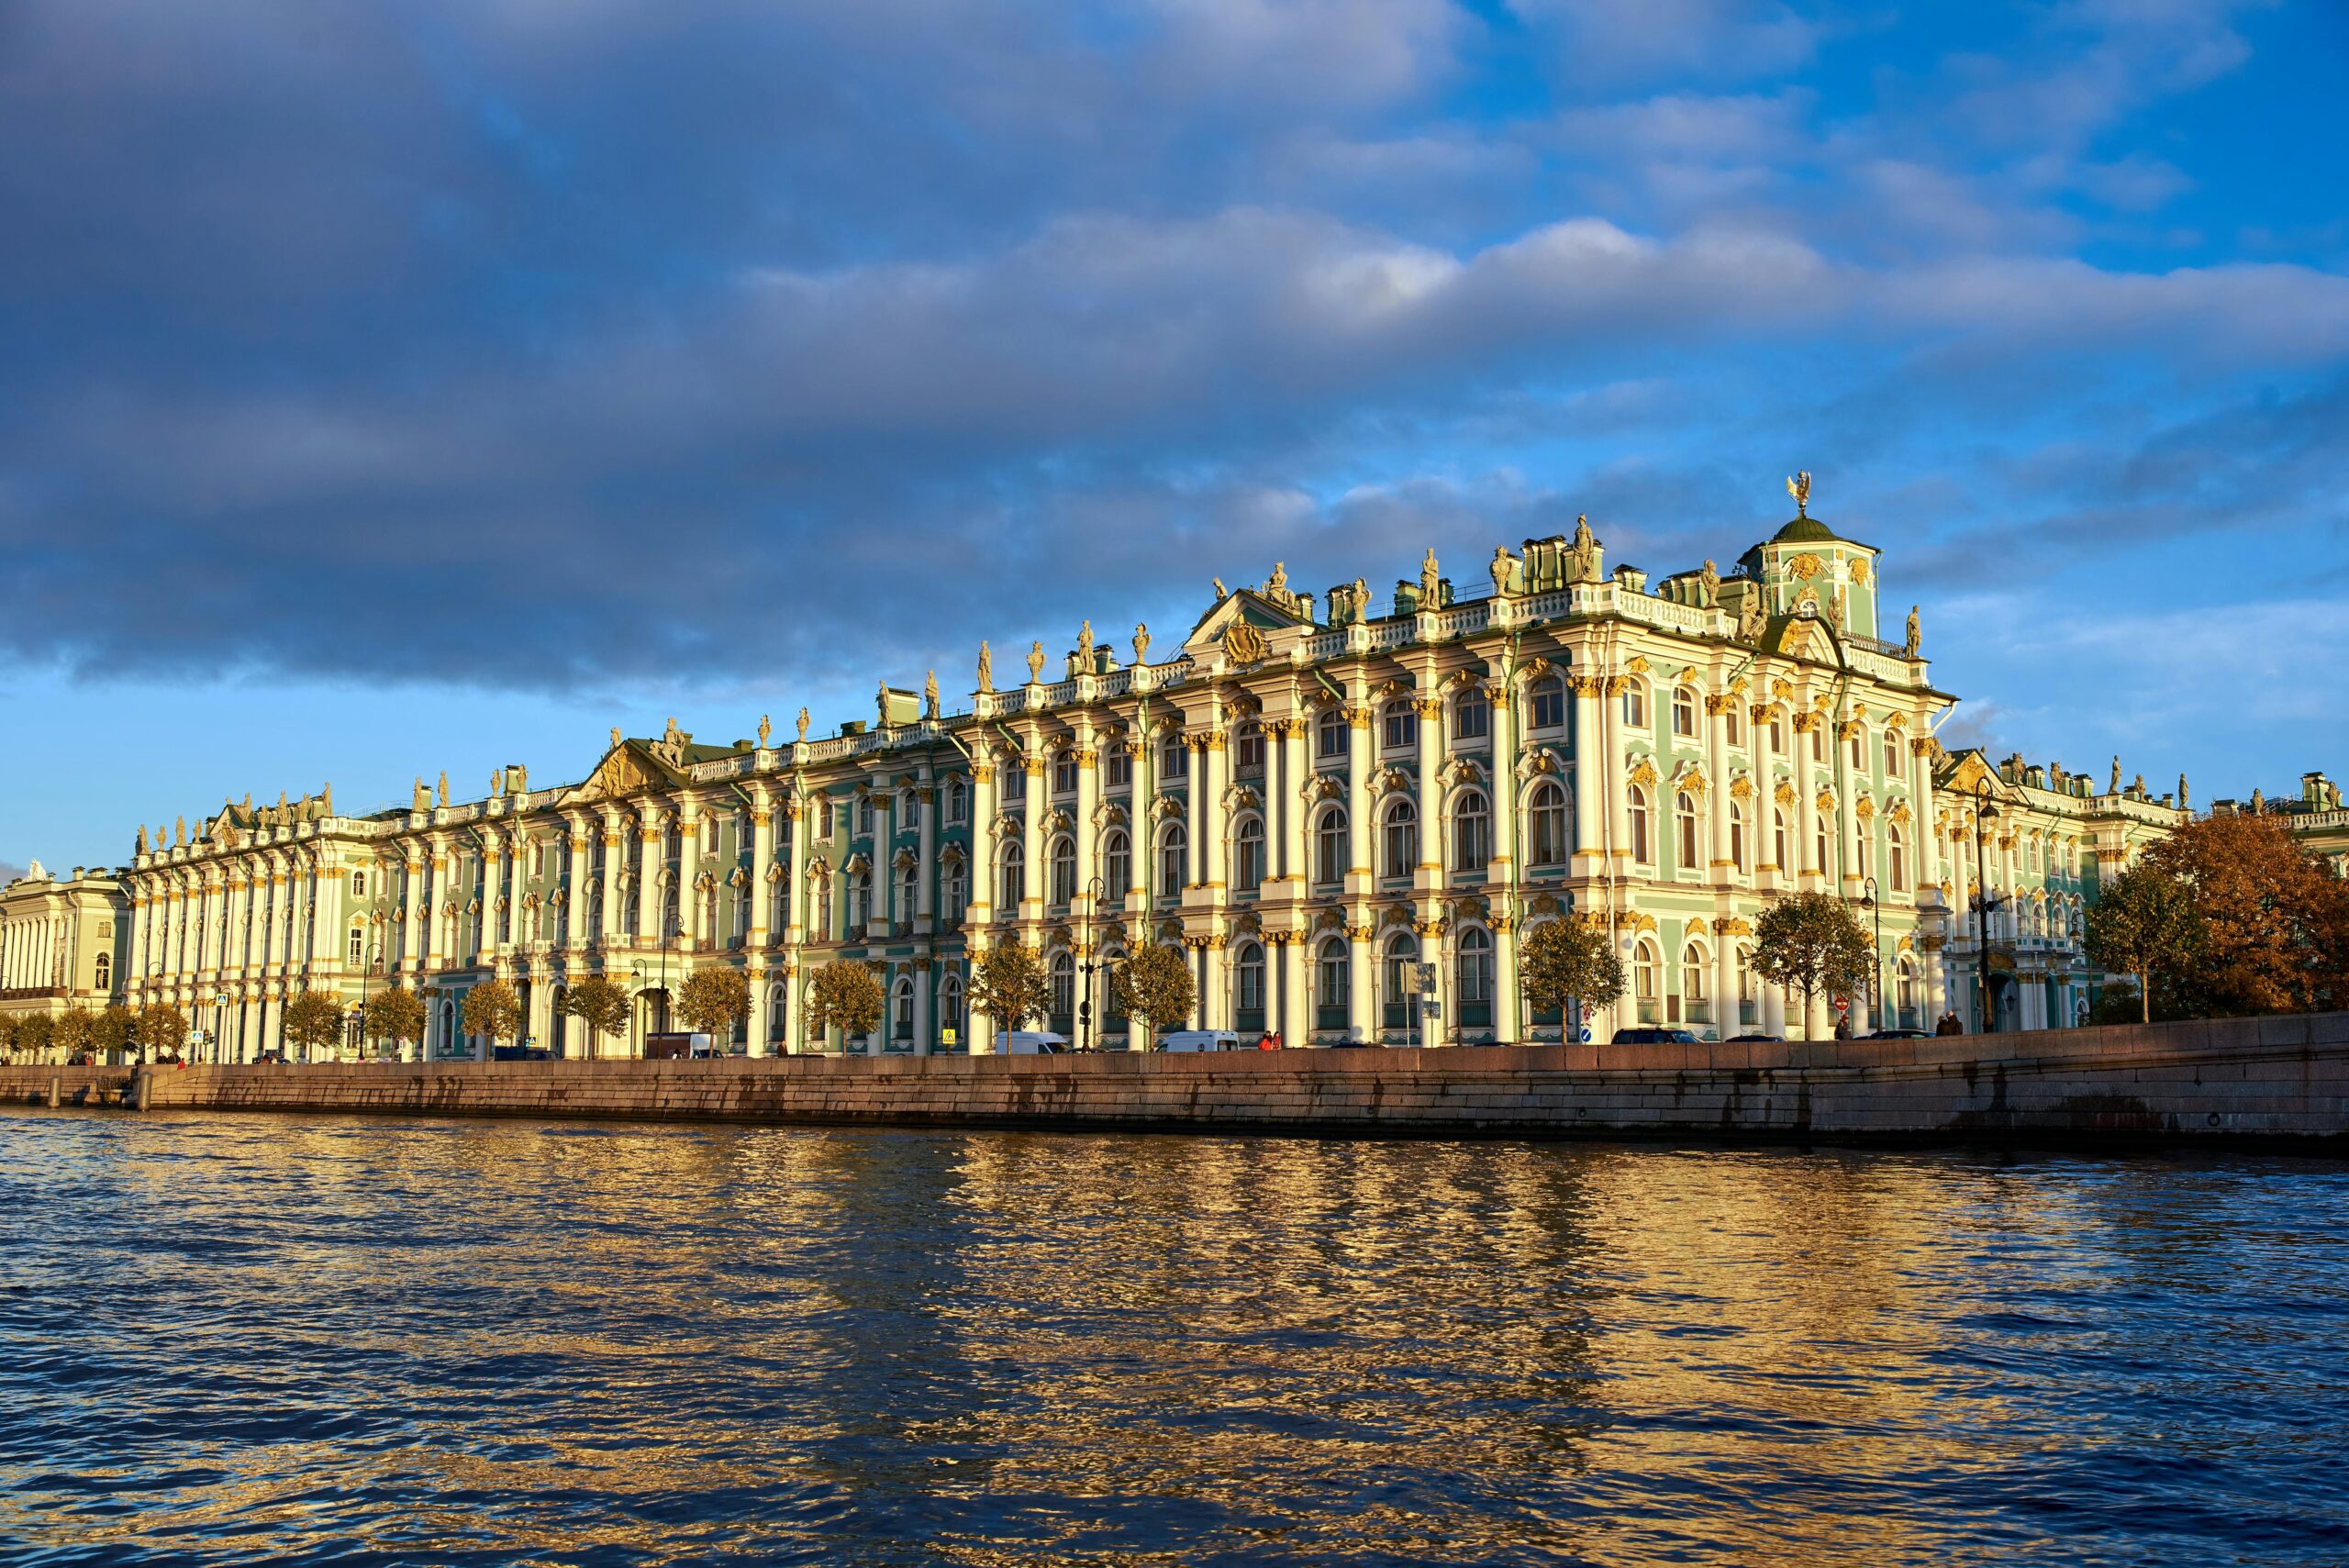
[1053,754,1077,794]
[1163,740,1189,779]
[1107,750,1131,790]
[1383,706,1417,751]
[1453,693,1488,741]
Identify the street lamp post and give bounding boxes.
[1079,875,1105,1053]
[1859,878,1882,1032]
[1973,778,2002,1034]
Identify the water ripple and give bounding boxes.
[2,1111,2346,1564]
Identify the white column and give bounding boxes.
[1346,700,1373,891]
[1706,697,1732,890]
[1200,728,1226,895]
[1416,694,1443,895]
[873,786,896,937]
[1276,717,1307,884]
[1793,717,1818,888]
[916,783,939,929]
[1279,934,1309,1047]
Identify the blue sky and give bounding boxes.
[3,0,2345,879]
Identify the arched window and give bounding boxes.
[1049,834,1076,906]
[1453,688,1489,742]
[1161,733,1189,779]
[1317,706,1347,758]
[1773,808,1788,873]
[1725,704,1742,745]
[1235,721,1265,772]
[348,926,364,964]
[1633,940,1658,1021]
[1382,798,1418,878]
[892,977,915,1042]
[1382,931,1419,1029]
[1730,800,1746,873]
[1316,938,1350,1027]
[1049,951,1075,1030]
[1453,789,1491,873]
[1529,780,1568,867]
[1849,726,1865,771]
[1456,928,1493,1028]
[998,766,1023,806]
[1896,956,1917,1026]
[937,973,965,1048]
[894,861,918,922]
[1675,791,1699,872]
[1888,825,1908,892]
[812,873,833,940]
[855,795,874,836]
[1052,751,1078,795]
[849,870,872,929]
[1314,805,1347,884]
[998,842,1024,909]
[768,984,788,1046]
[1683,944,1709,1022]
[1815,818,1829,878]
[942,857,969,922]
[1382,701,1417,751]
[1158,821,1187,893]
[1530,674,1565,730]
[351,871,366,899]
[946,777,968,825]
[1101,947,1129,1028]
[1102,829,1131,901]
[1234,816,1265,894]
[1234,940,1265,1029]
[1622,680,1648,729]
[1629,785,1653,864]
[1884,730,1903,777]
[1672,687,1697,737]
[94,953,112,994]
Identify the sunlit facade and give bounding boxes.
[113,486,2226,1059]
[0,862,128,1052]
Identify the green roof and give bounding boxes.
[1769,515,1841,544]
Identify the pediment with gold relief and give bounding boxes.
[562,742,681,806]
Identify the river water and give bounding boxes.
[2,1113,2345,1565]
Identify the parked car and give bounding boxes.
[1611,1027,1700,1045]
[1722,1033,1783,1043]
[1157,1030,1246,1052]
[995,1030,1069,1055]
[1862,1029,1932,1040]
[492,1045,553,1062]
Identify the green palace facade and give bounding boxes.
[117,481,2203,1061]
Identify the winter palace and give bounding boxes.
[11,479,2326,1062]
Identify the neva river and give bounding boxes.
[3,1114,2345,1565]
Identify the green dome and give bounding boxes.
[1770,515,1840,544]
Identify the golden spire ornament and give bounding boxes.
[1786,471,1811,517]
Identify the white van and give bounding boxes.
[995,1030,1069,1055]
[1156,1030,1247,1053]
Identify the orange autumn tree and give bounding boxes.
[2137,812,2349,1018]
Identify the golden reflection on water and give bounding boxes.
[0,1111,2343,1565]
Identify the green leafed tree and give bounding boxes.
[362,984,426,1055]
[95,1004,136,1062]
[556,976,631,1055]
[137,1003,188,1062]
[2085,861,2203,1023]
[1112,942,1196,1043]
[679,964,751,1051]
[1519,917,1627,1036]
[804,959,884,1046]
[970,942,1052,1043]
[1750,892,1876,1039]
[282,990,347,1061]
[462,978,522,1054]
[53,1006,98,1064]
[0,1014,23,1062]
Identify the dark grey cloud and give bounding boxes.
[1,0,2343,705]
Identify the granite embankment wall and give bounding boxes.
[5,1013,2346,1146]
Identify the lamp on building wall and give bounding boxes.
[1972,778,2002,1034]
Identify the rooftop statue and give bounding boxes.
[1026,639,1046,683]
[1212,576,1228,601]
[1737,584,1765,644]
[977,639,994,693]
[1567,515,1599,584]
[1077,620,1095,667]
[1420,548,1440,599]
[1905,605,1921,659]
[1133,622,1151,664]
[611,726,622,749]
[796,706,810,740]
[1489,545,1519,597]
[437,771,450,807]
[758,713,772,748]
[413,779,430,813]
[1787,471,1812,517]
[2110,756,2121,794]
[924,672,940,718]
[1698,559,1719,608]
[2179,773,2190,808]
